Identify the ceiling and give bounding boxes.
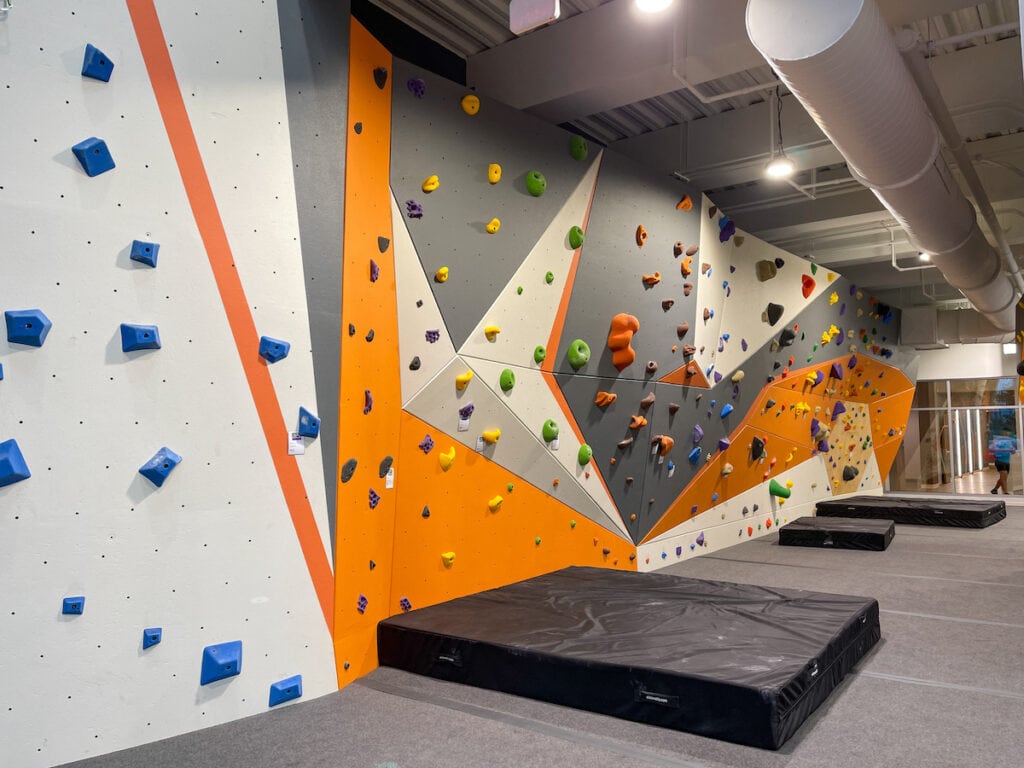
[370,0,1024,333]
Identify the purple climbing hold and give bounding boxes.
[369,489,380,509]
[729,265,736,273]
[713,371,723,383]
[839,302,846,316]
[718,437,731,451]
[732,385,740,399]
[849,284,857,295]
[458,402,475,419]
[407,78,426,98]
[363,389,373,415]
[692,424,704,444]
[399,597,412,612]
[719,220,735,242]
[810,370,824,386]
[741,338,748,351]
[675,546,683,556]
[831,401,846,421]
[830,362,844,380]
[419,434,435,453]
[817,439,831,453]
[717,338,725,353]
[425,329,440,343]
[370,259,380,283]
[405,200,423,219]
[810,418,821,436]
[357,594,368,614]
[696,531,705,546]
[848,354,858,368]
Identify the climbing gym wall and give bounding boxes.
[1,2,339,766]
[336,40,916,635]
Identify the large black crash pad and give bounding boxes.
[780,515,895,551]
[378,566,880,749]
[816,495,1005,528]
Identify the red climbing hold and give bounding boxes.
[801,274,815,298]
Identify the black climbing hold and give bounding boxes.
[379,456,393,478]
[341,458,357,483]
[377,236,390,253]
[1017,359,1024,377]
[409,356,421,371]
[348,323,356,336]
[416,299,423,308]
[842,465,859,481]
[772,361,781,370]
[751,436,765,460]
[421,506,430,518]
[353,122,363,134]
[778,327,796,347]
[764,302,784,326]
[774,257,785,268]
[369,560,376,570]
[373,67,388,89]
[365,329,375,343]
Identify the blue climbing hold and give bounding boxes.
[200,640,243,685]
[138,446,182,488]
[5,309,52,347]
[62,596,86,615]
[258,336,291,363]
[721,403,733,417]
[142,627,163,649]
[269,674,303,707]
[130,240,160,268]
[81,43,114,82]
[0,362,4,380]
[298,407,321,439]
[120,323,162,352]
[72,137,116,177]
[0,439,31,488]
[688,446,701,464]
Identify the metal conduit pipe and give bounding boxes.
[745,0,1019,332]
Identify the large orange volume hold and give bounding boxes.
[607,313,640,372]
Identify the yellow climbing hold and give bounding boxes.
[486,218,501,234]
[441,551,456,567]
[455,370,474,390]
[461,94,480,115]
[731,370,745,383]
[422,174,440,193]
[434,266,449,283]
[794,401,811,415]
[484,324,501,341]
[482,428,501,444]
[488,163,502,184]
[488,495,503,512]
[828,272,836,281]
[439,446,456,471]
[821,324,840,344]
[828,291,839,305]
[786,480,794,488]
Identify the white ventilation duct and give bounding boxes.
[746,0,1019,332]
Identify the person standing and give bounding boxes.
[990,433,1018,494]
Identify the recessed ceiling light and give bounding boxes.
[636,0,674,13]
[918,252,931,261]
[765,155,794,178]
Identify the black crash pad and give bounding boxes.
[378,566,879,749]
[816,495,1005,528]
[780,515,894,550]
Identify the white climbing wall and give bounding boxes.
[0,2,337,766]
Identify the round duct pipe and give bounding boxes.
[746,0,1018,331]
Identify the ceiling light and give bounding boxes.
[765,154,795,178]
[635,0,674,12]
[918,252,930,261]
[1002,342,1017,355]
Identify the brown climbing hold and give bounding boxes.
[629,414,648,430]
[676,322,689,338]
[607,313,640,372]
[594,391,617,407]
[642,272,661,286]
[673,241,684,256]
[708,205,718,218]
[662,299,675,311]
[683,282,693,296]
[609,457,617,465]
[703,308,711,322]
[639,392,656,410]
[646,360,658,374]
[635,225,648,247]
[681,257,693,277]
[668,403,680,415]
[676,194,693,211]
[755,260,778,282]
[734,236,745,246]
[682,344,696,356]
[685,245,699,257]
[617,437,634,449]
[701,263,711,275]
[626,477,634,485]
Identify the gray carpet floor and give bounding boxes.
[61,498,1024,768]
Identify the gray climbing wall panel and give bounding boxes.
[389,58,596,350]
[278,0,351,553]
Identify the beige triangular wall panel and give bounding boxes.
[403,356,629,539]
[394,192,458,407]
[461,355,629,537]
[458,152,603,366]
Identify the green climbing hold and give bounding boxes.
[810,263,818,275]
[570,135,588,161]
[570,520,577,528]
[768,478,791,498]
[534,345,546,364]
[507,483,514,492]
[567,339,591,370]
[545,271,554,284]
[526,170,547,197]
[578,444,593,466]
[517,286,523,295]
[542,419,559,442]
[535,536,542,545]
[569,225,585,249]
[499,368,516,392]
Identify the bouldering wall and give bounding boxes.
[0,2,339,766]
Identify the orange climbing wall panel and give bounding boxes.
[658,360,710,388]
[642,355,914,543]
[333,20,400,685]
[389,413,635,612]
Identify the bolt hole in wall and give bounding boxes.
[889,377,1022,494]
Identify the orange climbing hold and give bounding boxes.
[681,257,693,277]
[629,414,648,430]
[642,272,662,286]
[676,194,693,212]
[635,225,648,247]
[594,391,617,407]
[607,313,640,372]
